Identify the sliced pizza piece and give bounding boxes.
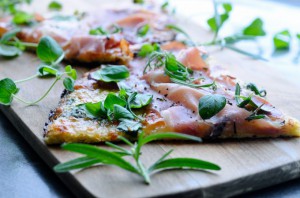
[44,45,300,144]
[1,5,176,64]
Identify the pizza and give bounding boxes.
[44,42,300,144]
[0,5,175,64]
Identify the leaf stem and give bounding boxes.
[12,77,60,105]
[14,73,39,83]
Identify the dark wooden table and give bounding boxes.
[0,0,300,197]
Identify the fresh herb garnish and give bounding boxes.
[245,104,266,121]
[273,30,291,50]
[133,0,144,4]
[89,27,108,36]
[90,65,130,82]
[138,43,160,58]
[137,24,150,37]
[198,94,226,120]
[0,37,77,106]
[54,132,220,184]
[12,11,34,24]
[165,24,194,45]
[242,18,266,36]
[246,83,266,97]
[48,1,62,11]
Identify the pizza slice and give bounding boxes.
[0,5,176,64]
[44,43,300,144]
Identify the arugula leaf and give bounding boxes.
[0,78,19,105]
[37,36,64,64]
[198,94,226,120]
[54,156,102,172]
[273,30,291,50]
[117,119,142,132]
[104,93,127,111]
[48,1,62,11]
[0,44,22,57]
[243,18,266,36]
[137,24,150,37]
[113,105,134,120]
[90,65,130,82]
[63,77,74,91]
[12,11,33,24]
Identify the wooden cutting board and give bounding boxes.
[1,0,300,197]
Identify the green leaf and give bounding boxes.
[84,102,107,119]
[243,18,266,36]
[130,93,153,108]
[138,44,155,58]
[0,44,22,57]
[54,156,102,172]
[133,0,144,4]
[37,36,64,64]
[198,94,226,120]
[297,33,300,40]
[207,13,229,32]
[245,114,265,121]
[117,119,142,132]
[0,78,19,105]
[149,158,221,173]
[246,83,266,97]
[38,65,59,77]
[137,24,150,37]
[12,11,33,24]
[63,77,74,91]
[273,30,291,50]
[0,28,21,43]
[166,24,191,39]
[113,104,134,120]
[90,65,130,82]
[148,150,173,173]
[62,143,138,173]
[89,27,108,36]
[48,1,62,11]
[222,3,232,13]
[140,132,202,146]
[65,65,77,80]
[104,93,127,111]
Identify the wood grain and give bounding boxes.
[1,0,300,197]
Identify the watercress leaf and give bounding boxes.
[207,13,229,32]
[0,28,21,43]
[65,65,77,80]
[198,94,226,120]
[0,44,22,57]
[63,77,74,91]
[117,118,142,132]
[89,27,108,36]
[243,18,266,36]
[0,78,19,105]
[62,143,138,173]
[90,65,130,82]
[130,93,153,108]
[149,158,221,173]
[54,156,102,172]
[273,30,291,50]
[104,93,127,111]
[12,11,34,24]
[38,65,59,77]
[37,36,64,64]
[137,24,150,37]
[138,44,154,57]
[113,104,134,120]
[48,1,62,11]
[140,132,202,146]
[84,102,107,119]
[222,3,232,13]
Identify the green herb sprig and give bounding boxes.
[54,132,221,184]
[0,36,77,106]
